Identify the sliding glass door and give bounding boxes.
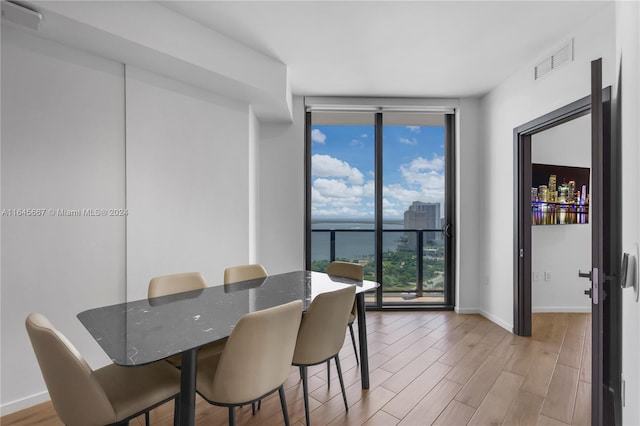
[307,111,376,281]
[306,106,455,308]
[381,112,449,304]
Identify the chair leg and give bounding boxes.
[279,384,291,426]
[145,411,150,426]
[173,397,179,426]
[334,355,349,412]
[301,365,311,426]
[327,359,331,388]
[349,323,359,365]
[251,398,261,414]
[228,406,236,426]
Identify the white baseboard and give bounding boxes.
[478,309,513,332]
[455,307,479,314]
[532,307,591,313]
[1,391,50,416]
[455,307,513,332]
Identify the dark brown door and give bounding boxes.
[514,58,619,425]
[590,57,604,426]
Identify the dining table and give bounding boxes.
[77,270,379,426]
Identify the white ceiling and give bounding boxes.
[161,1,611,98]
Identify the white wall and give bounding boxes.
[1,27,259,414]
[28,0,292,122]
[1,26,125,412]
[479,3,615,330]
[258,95,482,312]
[616,1,640,424]
[456,97,482,313]
[531,113,591,313]
[125,66,251,300]
[258,96,305,274]
[248,106,259,263]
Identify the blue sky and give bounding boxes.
[311,124,445,220]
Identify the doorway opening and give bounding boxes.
[513,85,621,425]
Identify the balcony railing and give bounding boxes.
[311,229,445,299]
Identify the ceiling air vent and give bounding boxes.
[535,39,574,80]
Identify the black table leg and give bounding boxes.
[355,292,370,389]
[179,349,197,426]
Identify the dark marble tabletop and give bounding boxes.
[78,271,377,366]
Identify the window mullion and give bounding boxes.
[375,112,383,307]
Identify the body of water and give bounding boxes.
[311,221,411,262]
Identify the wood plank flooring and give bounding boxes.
[1,312,591,426]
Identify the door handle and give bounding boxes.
[584,288,592,298]
[441,223,452,238]
[578,270,592,281]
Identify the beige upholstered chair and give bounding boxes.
[223,263,269,414]
[292,285,356,426]
[148,272,225,366]
[196,300,303,426]
[223,264,268,284]
[148,271,207,298]
[326,261,362,364]
[25,313,181,426]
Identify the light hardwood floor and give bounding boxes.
[2,312,591,426]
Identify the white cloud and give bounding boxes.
[312,154,364,185]
[311,206,368,217]
[402,155,445,173]
[399,137,418,146]
[382,198,402,217]
[385,156,446,206]
[401,168,445,191]
[312,129,326,144]
[313,178,364,203]
[310,153,447,219]
[361,133,368,138]
[383,184,423,203]
[363,181,375,197]
[384,207,403,217]
[406,126,421,133]
[312,176,375,215]
[384,183,444,206]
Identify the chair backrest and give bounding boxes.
[293,286,356,365]
[326,261,363,281]
[25,313,117,426]
[148,272,207,298]
[327,261,361,319]
[223,264,268,284]
[209,300,302,404]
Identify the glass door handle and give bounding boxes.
[441,223,452,238]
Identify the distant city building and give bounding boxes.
[548,175,558,202]
[548,174,557,192]
[568,180,576,202]
[403,201,441,249]
[404,201,440,230]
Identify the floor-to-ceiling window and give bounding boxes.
[305,100,455,308]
